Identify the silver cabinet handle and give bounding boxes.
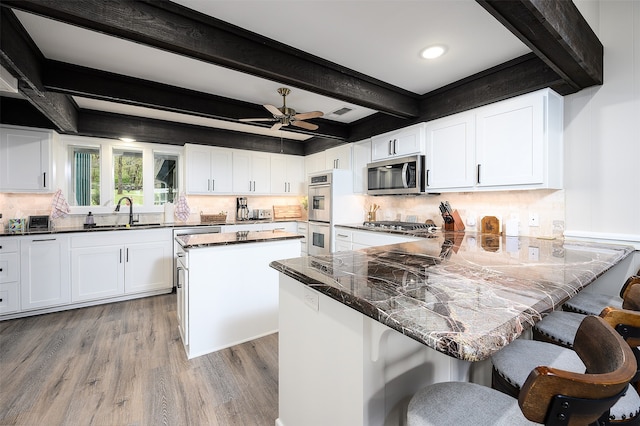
[207,179,211,191]
[393,139,397,155]
[32,238,56,242]
[426,169,430,187]
[477,164,481,184]
[388,140,393,156]
[43,172,46,188]
[126,248,129,262]
[211,179,214,191]
[119,248,123,263]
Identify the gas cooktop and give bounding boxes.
[362,221,436,231]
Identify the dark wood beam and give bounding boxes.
[43,60,349,141]
[3,0,419,118]
[476,0,603,90]
[419,53,566,121]
[0,96,57,129]
[77,110,306,156]
[0,7,77,132]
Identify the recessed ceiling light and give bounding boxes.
[420,45,447,60]
[119,137,136,143]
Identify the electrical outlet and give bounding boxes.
[528,212,539,227]
[528,246,540,261]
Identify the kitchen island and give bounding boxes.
[270,232,636,426]
[175,230,302,359]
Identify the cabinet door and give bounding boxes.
[251,152,271,194]
[71,245,124,302]
[425,113,476,190]
[286,155,305,194]
[475,93,544,187]
[124,241,172,294]
[305,151,326,176]
[232,151,253,193]
[0,127,52,192]
[209,148,233,193]
[20,236,70,310]
[371,124,424,161]
[185,145,214,194]
[371,133,395,161]
[325,145,352,170]
[270,154,288,194]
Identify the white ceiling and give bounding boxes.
[11,0,532,140]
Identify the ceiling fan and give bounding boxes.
[240,87,323,131]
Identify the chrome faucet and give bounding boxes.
[115,196,138,226]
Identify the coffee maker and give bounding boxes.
[236,197,249,221]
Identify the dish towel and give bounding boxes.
[51,189,71,219]
[175,195,191,222]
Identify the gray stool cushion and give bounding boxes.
[407,381,537,425]
[563,292,623,315]
[491,339,640,421]
[533,311,586,347]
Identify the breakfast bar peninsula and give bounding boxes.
[270,232,636,426]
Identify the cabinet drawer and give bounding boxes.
[0,252,19,283]
[0,282,20,314]
[334,230,353,241]
[0,239,19,254]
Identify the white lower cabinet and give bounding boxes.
[71,244,124,302]
[71,229,172,303]
[20,236,70,310]
[335,227,422,251]
[0,238,20,314]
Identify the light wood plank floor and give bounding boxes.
[0,294,279,425]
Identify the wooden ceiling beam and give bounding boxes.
[3,0,419,119]
[43,60,349,141]
[476,0,603,90]
[0,7,77,132]
[77,110,307,156]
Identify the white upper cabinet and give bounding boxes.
[352,139,371,194]
[271,154,305,195]
[305,151,327,177]
[325,144,352,170]
[424,112,476,191]
[371,123,425,161]
[475,89,562,189]
[232,150,271,194]
[424,88,563,192]
[0,126,54,193]
[185,144,232,194]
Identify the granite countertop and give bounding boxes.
[270,232,635,362]
[0,219,300,237]
[176,230,303,249]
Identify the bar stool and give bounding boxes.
[564,275,640,315]
[491,309,640,424]
[535,283,640,349]
[407,316,635,426]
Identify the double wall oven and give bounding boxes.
[308,172,332,255]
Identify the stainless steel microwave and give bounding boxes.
[366,155,425,195]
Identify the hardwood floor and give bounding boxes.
[0,294,279,425]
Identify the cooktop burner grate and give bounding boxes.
[362,221,435,231]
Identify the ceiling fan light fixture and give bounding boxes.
[420,45,447,60]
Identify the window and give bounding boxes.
[69,146,100,206]
[113,149,143,205]
[154,153,178,205]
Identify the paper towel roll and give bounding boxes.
[164,202,175,223]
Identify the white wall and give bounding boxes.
[564,0,640,246]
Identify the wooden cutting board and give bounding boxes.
[481,216,500,234]
[273,205,302,220]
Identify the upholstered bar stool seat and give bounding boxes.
[491,339,640,423]
[564,276,640,315]
[407,316,636,426]
[533,310,585,348]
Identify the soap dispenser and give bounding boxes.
[84,211,95,228]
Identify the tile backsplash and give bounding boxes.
[1,189,563,237]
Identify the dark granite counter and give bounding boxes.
[270,232,635,361]
[176,230,303,249]
[0,219,298,237]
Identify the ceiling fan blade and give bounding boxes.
[291,120,318,131]
[263,104,283,117]
[294,111,323,120]
[239,118,276,122]
[270,122,283,131]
